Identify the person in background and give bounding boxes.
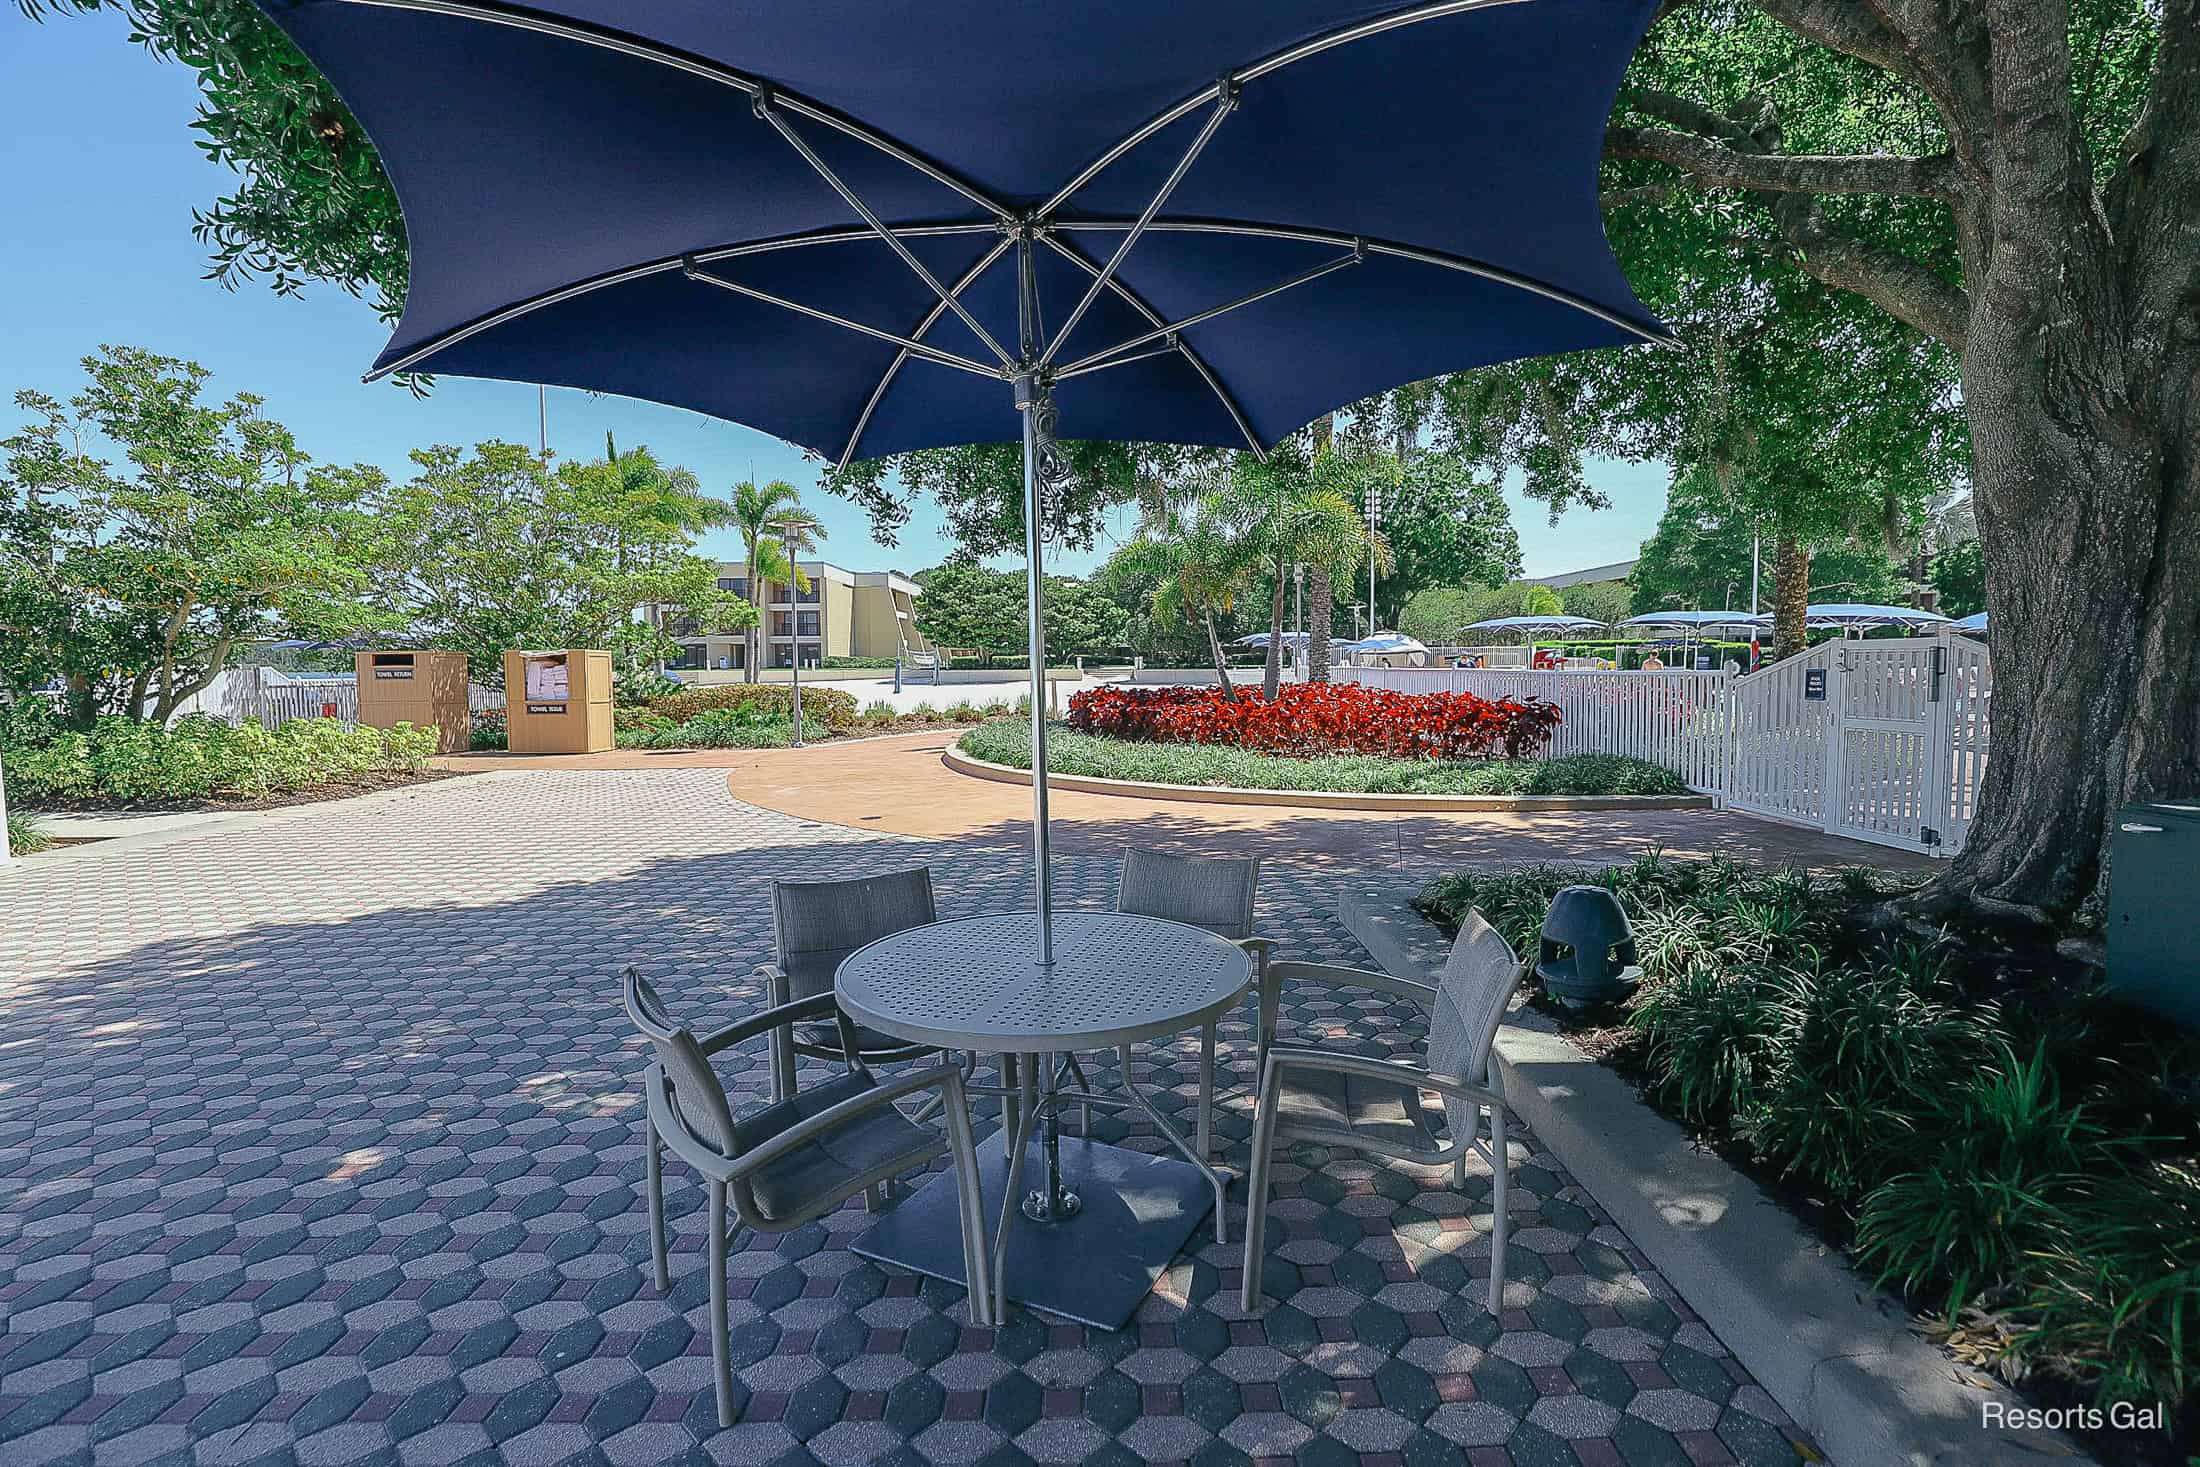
[1642,652,1665,670]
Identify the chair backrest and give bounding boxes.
[622,966,739,1156]
[1115,849,1259,940]
[1426,912,1525,1130]
[771,867,937,1001]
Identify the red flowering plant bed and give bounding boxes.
[1066,683,1562,760]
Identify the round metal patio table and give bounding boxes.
[836,911,1251,1328]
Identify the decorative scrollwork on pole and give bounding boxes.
[1029,382,1074,543]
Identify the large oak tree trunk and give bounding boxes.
[1936,298,2200,918]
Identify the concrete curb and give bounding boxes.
[1337,881,2089,1467]
[943,746,1715,814]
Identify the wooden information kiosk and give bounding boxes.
[502,649,614,755]
[355,650,471,755]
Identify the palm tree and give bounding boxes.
[730,478,824,679]
[1224,438,1392,699]
[598,434,735,675]
[1114,499,1254,698]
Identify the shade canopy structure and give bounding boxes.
[1460,615,1608,636]
[1616,611,1762,634]
[1232,631,1311,647]
[1352,632,1428,655]
[1798,603,1954,632]
[1952,611,1989,633]
[258,0,1667,974]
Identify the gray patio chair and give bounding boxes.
[762,868,951,1106]
[624,967,993,1428]
[1239,911,1526,1316]
[1114,849,1276,1161]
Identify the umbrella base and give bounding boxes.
[851,1133,1217,1330]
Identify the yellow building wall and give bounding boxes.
[823,579,856,659]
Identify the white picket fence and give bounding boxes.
[175,667,504,731]
[1345,665,1733,796]
[1345,637,1991,857]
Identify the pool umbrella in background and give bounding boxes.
[1460,613,1608,666]
[1617,609,1765,667]
[1952,611,1989,635]
[256,0,1669,1318]
[1799,603,1954,636]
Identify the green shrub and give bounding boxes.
[821,656,897,669]
[949,702,985,724]
[6,810,52,855]
[1629,961,1784,1127]
[1743,955,1997,1196]
[909,701,938,720]
[860,701,897,725]
[648,682,859,729]
[2003,1162,2200,1410]
[1,715,435,803]
[618,704,807,749]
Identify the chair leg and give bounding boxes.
[992,1089,1041,1323]
[709,1182,736,1428]
[1239,1065,1283,1313]
[864,1183,883,1213]
[1488,1105,1510,1316]
[1198,1022,1217,1163]
[644,1114,670,1293]
[1000,1053,1020,1142]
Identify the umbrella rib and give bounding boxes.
[1040,87,1238,366]
[335,0,1014,221]
[364,225,1001,382]
[1036,0,1529,219]
[837,234,1020,470]
[682,258,999,377]
[753,96,1017,369]
[1054,244,1366,378]
[1036,234,1266,459]
[1054,218,1676,347]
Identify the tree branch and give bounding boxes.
[1607,123,1962,199]
[2110,0,2200,336]
[1754,0,1994,172]
[1768,194,1970,349]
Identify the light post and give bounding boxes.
[778,518,805,748]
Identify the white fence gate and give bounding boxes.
[1347,638,1992,857]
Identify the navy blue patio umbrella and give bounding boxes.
[257,0,1668,1324]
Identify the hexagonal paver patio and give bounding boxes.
[0,769,1819,1465]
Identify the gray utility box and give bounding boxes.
[2106,799,2200,1027]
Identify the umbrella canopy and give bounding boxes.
[260,0,1666,971]
[1353,632,1428,654]
[254,0,1667,463]
[1951,611,1988,633]
[1799,603,1953,631]
[1461,615,1607,636]
[1232,631,1311,647]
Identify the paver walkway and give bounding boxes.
[2,768,1824,1467]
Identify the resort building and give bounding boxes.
[657,561,928,677]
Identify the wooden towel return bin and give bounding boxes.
[355,650,471,755]
[502,649,614,755]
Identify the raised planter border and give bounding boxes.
[1338,881,2088,1467]
[943,745,1714,813]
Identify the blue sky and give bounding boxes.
[1,8,1667,580]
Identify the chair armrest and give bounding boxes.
[693,989,839,1056]
[1261,1046,1505,1111]
[1265,959,1435,1009]
[727,1065,965,1177]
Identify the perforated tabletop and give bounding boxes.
[835,912,1252,1054]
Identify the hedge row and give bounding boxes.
[3,715,440,803]
[1067,682,1562,760]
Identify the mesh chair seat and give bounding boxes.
[1274,1066,1441,1152]
[793,1017,927,1058]
[731,1070,941,1224]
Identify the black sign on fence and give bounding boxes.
[1803,668,1828,702]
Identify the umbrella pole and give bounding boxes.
[1016,369,1055,971]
